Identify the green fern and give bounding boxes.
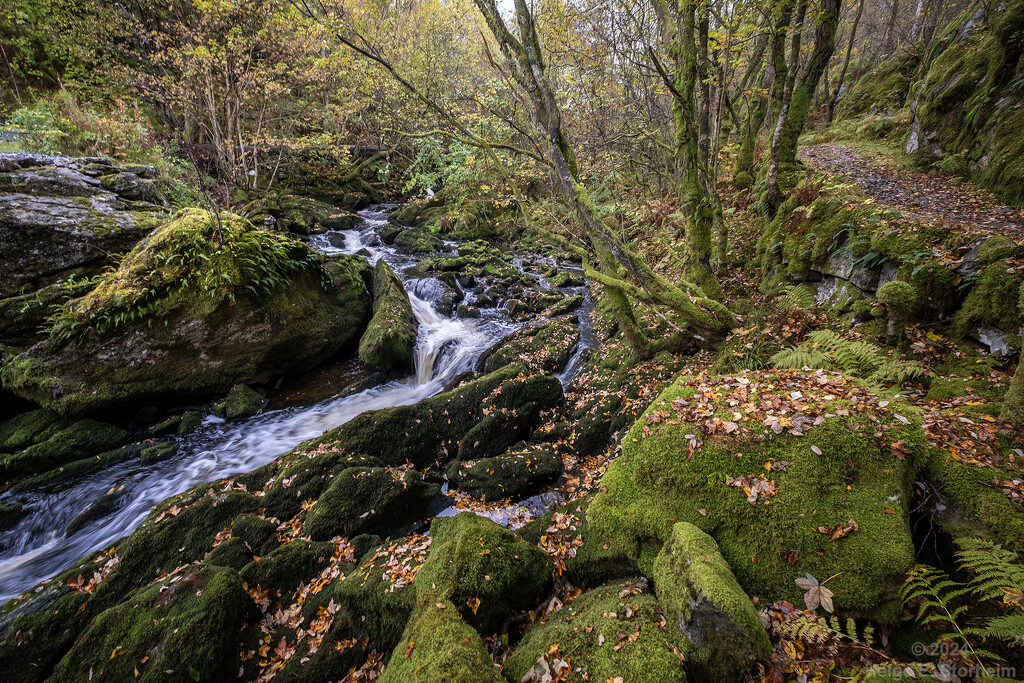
[957,540,1024,646]
[771,330,926,385]
[775,284,817,312]
[900,566,1001,667]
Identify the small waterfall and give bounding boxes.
[0,206,515,602]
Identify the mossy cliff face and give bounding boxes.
[358,259,418,371]
[586,370,930,622]
[1,209,371,416]
[907,0,1024,205]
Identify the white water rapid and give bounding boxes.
[0,205,519,602]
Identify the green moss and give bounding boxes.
[909,2,1024,205]
[586,372,929,621]
[480,318,580,374]
[101,489,260,597]
[952,264,1024,337]
[2,419,126,475]
[877,281,918,312]
[380,594,503,683]
[446,444,562,502]
[239,540,342,594]
[925,449,1024,553]
[331,549,419,654]
[0,218,371,416]
[358,260,417,370]
[502,578,689,683]
[417,512,552,634]
[653,522,770,681]
[394,228,443,254]
[303,467,440,542]
[0,409,63,452]
[307,364,537,468]
[215,383,266,420]
[50,564,246,682]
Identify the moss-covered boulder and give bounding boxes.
[479,318,581,375]
[1,209,371,416]
[1,419,126,475]
[586,370,930,622]
[380,594,503,683]
[0,409,64,452]
[394,227,442,254]
[239,540,343,594]
[417,513,552,634]
[49,564,247,683]
[330,537,428,654]
[446,444,562,501]
[653,522,770,681]
[502,578,689,683]
[306,364,561,468]
[303,466,441,541]
[213,383,267,420]
[358,260,418,371]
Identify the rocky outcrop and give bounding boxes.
[0,152,168,298]
[905,1,1024,204]
[1,209,371,416]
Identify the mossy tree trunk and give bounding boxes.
[777,0,843,165]
[473,0,735,356]
[735,5,791,188]
[827,0,865,122]
[647,0,727,296]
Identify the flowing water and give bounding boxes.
[0,205,594,602]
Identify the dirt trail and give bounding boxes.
[800,144,1024,238]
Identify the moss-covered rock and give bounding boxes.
[417,513,552,634]
[303,467,441,541]
[906,1,1024,205]
[653,522,770,681]
[586,371,930,622]
[239,540,342,594]
[306,364,560,468]
[1,210,372,416]
[394,227,442,254]
[49,564,246,683]
[925,447,1024,553]
[446,444,562,501]
[0,409,64,452]
[479,318,581,374]
[2,419,126,475]
[502,578,689,683]
[217,383,266,420]
[0,175,166,298]
[358,260,418,371]
[380,594,503,683]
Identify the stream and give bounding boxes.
[0,205,594,602]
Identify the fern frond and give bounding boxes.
[775,285,817,312]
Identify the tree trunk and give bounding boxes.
[734,1,793,188]
[471,0,735,356]
[827,0,865,122]
[778,0,843,165]
[882,0,901,54]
